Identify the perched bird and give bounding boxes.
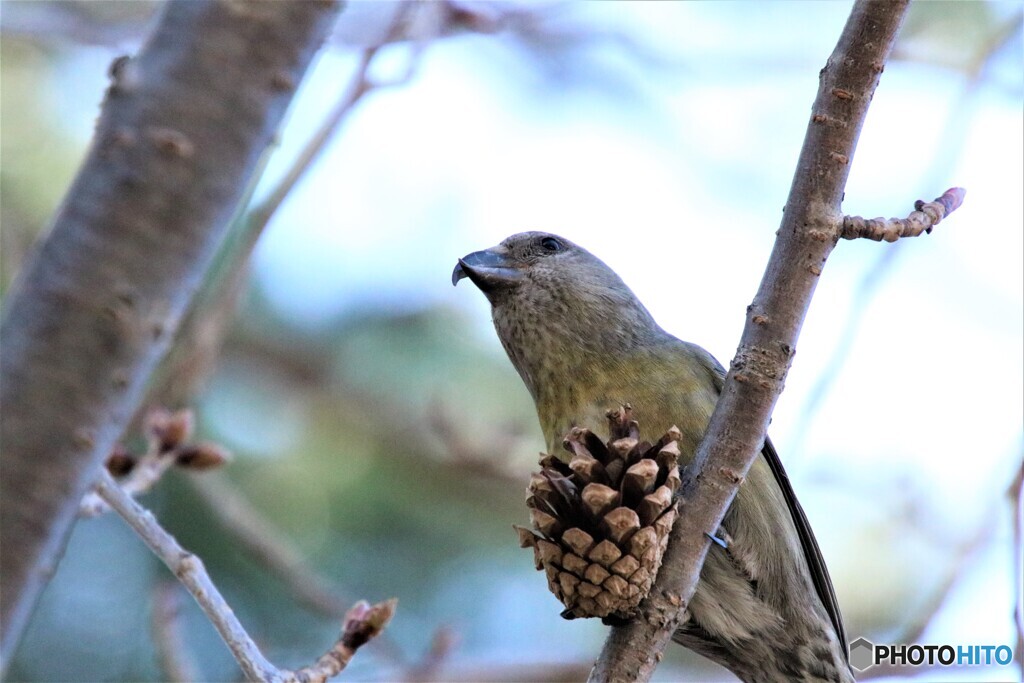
[453,231,853,683]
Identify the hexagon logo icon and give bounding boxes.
[849,637,875,671]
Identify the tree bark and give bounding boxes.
[0,0,340,666]
[589,1,911,680]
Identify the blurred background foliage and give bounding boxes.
[1,1,1022,681]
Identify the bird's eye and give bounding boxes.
[539,237,562,253]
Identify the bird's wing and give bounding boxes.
[761,435,848,655]
[691,343,847,655]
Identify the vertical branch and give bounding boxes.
[0,0,340,665]
[589,1,911,680]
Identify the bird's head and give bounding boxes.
[452,231,629,306]
[453,231,663,357]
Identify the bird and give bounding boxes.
[453,231,853,683]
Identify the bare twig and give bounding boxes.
[137,1,424,422]
[80,408,187,516]
[281,599,397,683]
[95,470,395,683]
[151,581,202,683]
[840,187,965,241]
[80,452,176,517]
[95,469,279,681]
[249,2,419,230]
[589,2,916,680]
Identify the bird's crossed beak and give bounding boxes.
[452,247,522,292]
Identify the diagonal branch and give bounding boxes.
[0,1,340,665]
[589,1,919,680]
[788,10,1019,463]
[94,470,394,683]
[248,1,419,231]
[95,469,278,681]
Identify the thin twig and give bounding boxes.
[151,581,202,683]
[137,2,425,425]
[248,1,419,230]
[95,470,395,683]
[95,469,279,681]
[138,3,425,424]
[281,599,397,683]
[840,187,965,241]
[0,4,339,661]
[80,408,191,517]
[79,451,177,517]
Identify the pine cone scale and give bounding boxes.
[515,406,683,620]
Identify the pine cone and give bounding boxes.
[515,405,682,621]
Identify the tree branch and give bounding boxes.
[840,187,965,242]
[187,473,445,672]
[0,0,340,665]
[95,469,279,680]
[282,599,397,683]
[589,2,920,680]
[94,470,394,683]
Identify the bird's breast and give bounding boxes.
[532,347,720,460]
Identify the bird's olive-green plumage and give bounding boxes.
[454,231,853,683]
